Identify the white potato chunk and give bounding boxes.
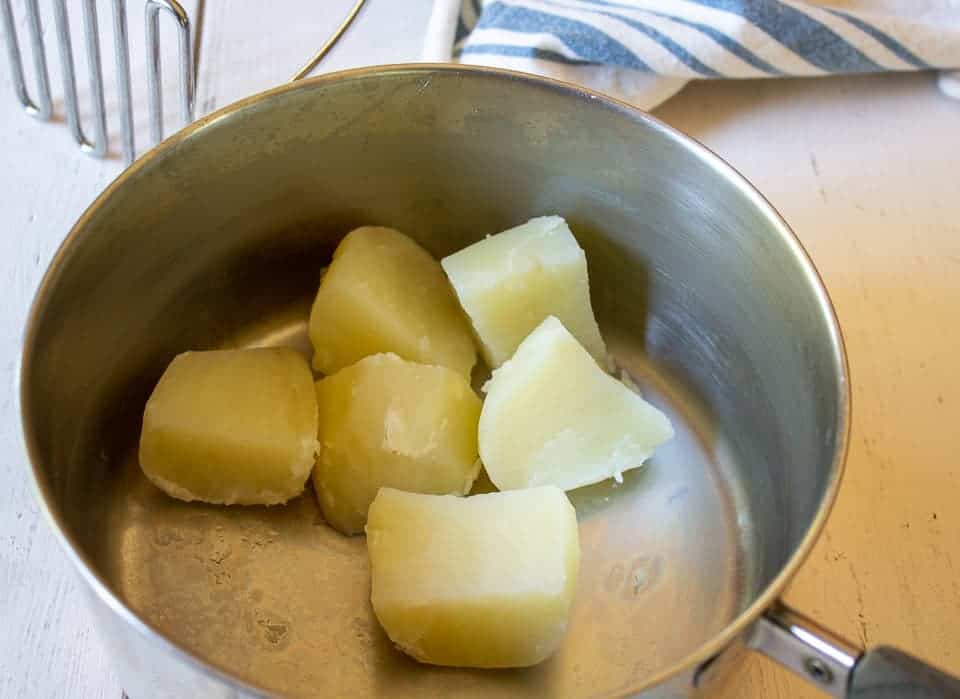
[441,215,607,368]
[313,353,481,535]
[480,316,673,491]
[308,226,476,378]
[139,348,318,505]
[366,486,580,668]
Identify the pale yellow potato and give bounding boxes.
[139,348,318,505]
[366,486,580,668]
[441,215,607,368]
[313,353,481,535]
[480,316,673,491]
[308,226,476,378]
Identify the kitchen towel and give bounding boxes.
[423,0,960,109]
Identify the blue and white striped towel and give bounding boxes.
[423,0,960,109]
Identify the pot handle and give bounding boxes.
[749,603,960,698]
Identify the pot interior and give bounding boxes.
[22,67,846,698]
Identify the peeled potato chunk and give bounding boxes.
[139,348,318,505]
[480,316,673,491]
[441,215,607,368]
[308,226,476,378]
[313,353,481,535]
[366,487,580,668]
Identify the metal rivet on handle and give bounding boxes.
[804,656,835,684]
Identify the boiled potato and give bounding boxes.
[308,226,476,378]
[366,486,580,668]
[313,353,481,535]
[139,348,318,505]
[441,215,607,368]
[480,316,673,491]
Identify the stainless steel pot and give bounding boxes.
[20,65,960,698]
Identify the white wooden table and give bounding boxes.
[1,2,958,697]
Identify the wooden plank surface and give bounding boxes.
[0,2,198,698]
[2,1,959,697]
[655,71,960,697]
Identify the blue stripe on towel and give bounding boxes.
[476,3,651,70]
[825,8,929,69]
[577,0,783,75]
[575,7,723,76]
[687,0,883,72]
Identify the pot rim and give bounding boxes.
[19,63,851,697]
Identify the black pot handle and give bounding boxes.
[749,603,960,698]
[850,646,960,699]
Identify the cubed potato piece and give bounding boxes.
[314,353,481,535]
[139,348,318,505]
[480,316,673,491]
[366,486,580,668]
[308,226,476,378]
[441,215,607,368]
